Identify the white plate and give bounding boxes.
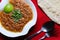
[0,0,37,37]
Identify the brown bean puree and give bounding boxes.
[0,0,33,32]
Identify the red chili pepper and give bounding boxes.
[0,0,2,3]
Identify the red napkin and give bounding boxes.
[0,0,2,2]
[31,0,60,40]
[0,0,60,40]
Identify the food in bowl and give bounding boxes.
[0,0,33,32]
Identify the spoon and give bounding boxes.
[24,21,55,40]
[40,27,55,40]
[40,32,50,40]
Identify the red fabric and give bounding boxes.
[31,0,60,40]
[0,0,2,2]
[0,0,60,40]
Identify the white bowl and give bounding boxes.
[0,0,9,11]
[0,0,37,37]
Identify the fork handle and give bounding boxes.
[40,33,50,40]
[40,34,46,40]
[24,30,42,40]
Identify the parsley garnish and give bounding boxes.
[12,9,22,22]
